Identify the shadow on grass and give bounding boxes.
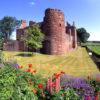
[15,53,33,57]
[86,47,100,71]
[96,62,100,70]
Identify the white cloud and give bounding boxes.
[88,33,100,41]
[29,2,35,6]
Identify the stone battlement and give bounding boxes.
[45,8,64,15]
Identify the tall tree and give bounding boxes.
[0,16,21,41]
[23,24,44,53]
[0,32,4,50]
[77,28,90,43]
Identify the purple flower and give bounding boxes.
[60,75,95,98]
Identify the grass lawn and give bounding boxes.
[87,45,100,55]
[3,47,100,78]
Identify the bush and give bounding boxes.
[11,71,38,100]
[0,64,16,100]
[0,64,46,100]
[0,64,100,100]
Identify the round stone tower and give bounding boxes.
[42,8,68,55]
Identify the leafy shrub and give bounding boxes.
[0,64,46,100]
[0,64,100,100]
[0,50,4,67]
[11,70,38,100]
[0,64,16,100]
[88,75,100,95]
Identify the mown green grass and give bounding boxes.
[3,47,99,78]
[87,45,100,55]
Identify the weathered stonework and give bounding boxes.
[41,8,77,55]
[3,8,77,55]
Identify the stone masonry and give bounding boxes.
[3,8,77,55]
[41,8,77,55]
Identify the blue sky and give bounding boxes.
[0,0,100,41]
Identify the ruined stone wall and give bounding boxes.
[3,41,19,51]
[42,8,68,55]
[66,25,77,50]
[16,29,24,40]
[4,8,77,54]
[20,20,27,29]
[71,26,77,49]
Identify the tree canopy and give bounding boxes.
[0,32,4,50]
[23,24,44,52]
[77,28,90,43]
[0,16,21,40]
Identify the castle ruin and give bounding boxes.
[3,8,77,55]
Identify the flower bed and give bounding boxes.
[0,64,100,100]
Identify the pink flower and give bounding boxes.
[94,95,98,100]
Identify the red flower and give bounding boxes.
[26,69,31,72]
[18,66,23,69]
[28,64,32,68]
[54,73,61,79]
[61,71,65,75]
[38,83,43,89]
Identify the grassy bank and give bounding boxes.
[87,45,100,55]
[3,47,99,78]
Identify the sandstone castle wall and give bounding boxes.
[3,8,77,55]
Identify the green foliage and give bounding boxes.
[0,32,4,50]
[77,28,90,43]
[88,78,100,94]
[63,88,81,100]
[0,65,17,100]
[24,24,44,51]
[0,16,21,40]
[11,71,38,100]
[0,50,4,64]
[49,89,81,100]
[87,45,100,55]
[0,63,47,100]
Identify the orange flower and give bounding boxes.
[26,69,31,72]
[31,88,37,93]
[96,77,100,81]
[31,70,36,74]
[54,73,61,79]
[38,83,43,89]
[18,66,23,69]
[28,64,32,68]
[61,71,65,75]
